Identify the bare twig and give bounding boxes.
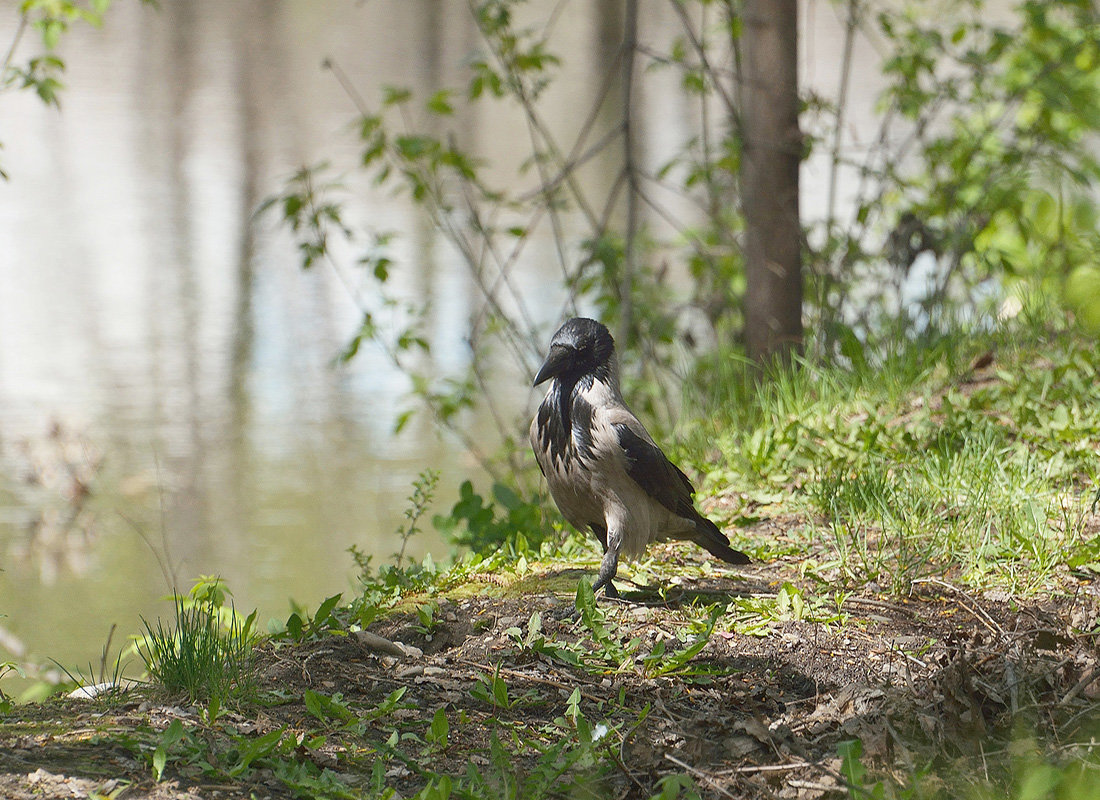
[910,577,1004,636]
[1,13,28,77]
[664,753,738,799]
[666,0,740,122]
[721,761,813,775]
[117,510,176,593]
[1060,664,1099,706]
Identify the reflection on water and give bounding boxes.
[0,0,505,683]
[0,0,881,685]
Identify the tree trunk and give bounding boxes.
[741,0,802,364]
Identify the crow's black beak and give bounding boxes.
[533,344,572,386]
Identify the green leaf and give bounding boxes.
[382,85,412,106]
[427,89,454,115]
[312,593,342,629]
[574,578,597,618]
[565,687,581,725]
[372,256,392,282]
[229,727,286,777]
[428,706,449,748]
[152,719,185,781]
[151,746,167,782]
[285,612,303,641]
[492,672,510,708]
[394,408,416,434]
[838,738,867,790]
[304,689,356,724]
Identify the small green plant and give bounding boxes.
[452,688,614,800]
[725,583,845,637]
[0,660,22,713]
[147,721,325,787]
[303,689,358,729]
[280,593,343,643]
[572,580,641,672]
[470,664,516,710]
[640,605,722,680]
[414,601,440,636]
[838,739,884,800]
[349,469,439,574]
[424,706,449,752]
[648,774,703,800]
[138,579,258,703]
[151,719,187,782]
[434,479,545,556]
[394,468,438,568]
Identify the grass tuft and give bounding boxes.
[138,586,257,704]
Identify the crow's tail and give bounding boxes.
[690,514,751,565]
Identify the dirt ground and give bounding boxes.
[1,543,1099,799]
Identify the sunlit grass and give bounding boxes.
[684,314,1100,595]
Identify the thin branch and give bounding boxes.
[825,0,859,232]
[667,0,740,124]
[322,57,370,117]
[1,14,29,78]
[619,0,640,346]
[910,577,1005,636]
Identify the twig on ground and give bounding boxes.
[720,761,813,775]
[910,577,1004,635]
[664,753,737,799]
[1060,664,1099,706]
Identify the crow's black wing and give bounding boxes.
[612,421,697,519]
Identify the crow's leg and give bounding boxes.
[590,533,620,599]
[590,523,609,552]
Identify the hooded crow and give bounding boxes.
[530,317,750,597]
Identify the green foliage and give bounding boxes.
[144,716,353,796]
[256,164,351,270]
[726,582,847,637]
[6,54,64,107]
[1,0,150,178]
[393,468,439,568]
[470,664,525,710]
[151,718,185,782]
[337,470,453,629]
[433,479,545,556]
[838,739,890,800]
[137,578,258,704]
[502,583,726,680]
[279,592,343,644]
[837,735,1100,800]
[648,774,703,800]
[347,551,442,630]
[639,605,722,679]
[0,660,22,713]
[425,706,449,751]
[814,0,1100,345]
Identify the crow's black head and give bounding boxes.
[533,317,616,387]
